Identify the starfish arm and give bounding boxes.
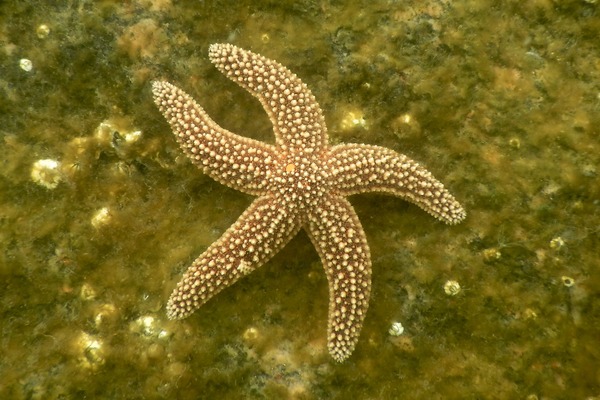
[167,195,301,319]
[328,144,466,224]
[153,81,277,196]
[305,195,372,362]
[208,43,328,153]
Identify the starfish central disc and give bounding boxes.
[269,153,331,210]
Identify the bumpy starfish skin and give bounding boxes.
[152,43,466,362]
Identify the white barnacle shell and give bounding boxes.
[31,159,62,189]
[388,321,404,336]
[444,280,461,296]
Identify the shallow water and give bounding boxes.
[1,0,599,398]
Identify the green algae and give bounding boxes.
[1,0,599,398]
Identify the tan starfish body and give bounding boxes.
[152,43,466,362]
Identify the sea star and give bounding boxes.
[152,43,466,362]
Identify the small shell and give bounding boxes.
[31,159,62,189]
[36,24,50,38]
[444,280,461,296]
[550,237,565,249]
[388,321,404,336]
[561,276,574,287]
[19,58,33,72]
[91,207,111,228]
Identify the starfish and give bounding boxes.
[152,43,466,362]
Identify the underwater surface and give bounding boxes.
[1,0,599,398]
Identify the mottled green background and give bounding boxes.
[1,0,599,398]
